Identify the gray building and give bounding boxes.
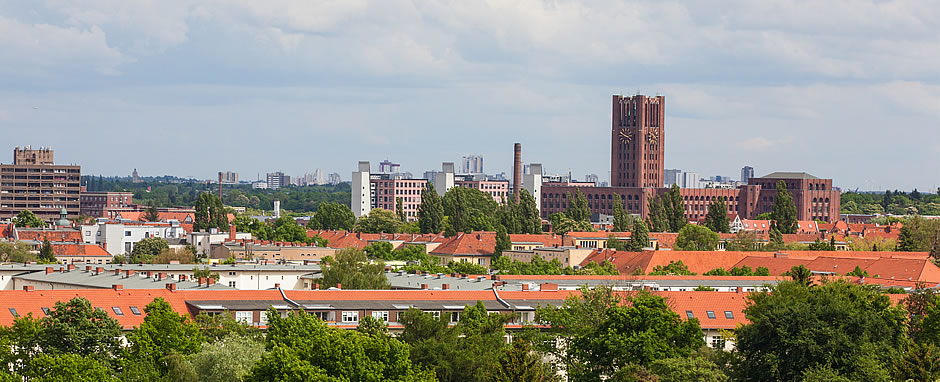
[741,166,755,184]
[664,169,682,187]
[266,172,290,190]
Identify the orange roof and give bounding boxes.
[52,243,111,258]
[432,232,496,256]
[15,229,82,243]
[0,223,12,239]
[732,255,940,283]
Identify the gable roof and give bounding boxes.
[759,172,819,180]
[15,229,82,243]
[432,232,496,256]
[52,243,111,258]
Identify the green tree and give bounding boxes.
[12,209,44,228]
[518,189,543,234]
[122,298,203,380]
[646,195,669,232]
[897,216,940,252]
[493,339,558,382]
[22,353,117,382]
[317,248,390,290]
[192,267,220,283]
[648,260,695,276]
[785,264,813,286]
[704,197,730,233]
[247,309,434,382]
[310,202,355,231]
[550,213,594,236]
[396,197,405,222]
[270,216,313,243]
[536,287,704,381]
[194,312,262,343]
[37,297,123,366]
[629,219,650,251]
[725,231,763,251]
[364,241,395,260]
[355,208,402,234]
[674,224,719,251]
[418,183,444,234]
[665,184,686,233]
[129,237,169,264]
[443,187,499,234]
[190,334,266,382]
[735,280,907,381]
[771,180,798,234]
[612,194,629,232]
[606,234,628,251]
[143,201,161,222]
[566,190,591,223]
[494,225,511,258]
[649,355,729,382]
[0,241,35,263]
[37,239,56,264]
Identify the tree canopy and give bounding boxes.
[771,180,798,234]
[12,209,44,228]
[674,224,719,251]
[317,248,390,290]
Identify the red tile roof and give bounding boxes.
[432,232,496,256]
[15,229,82,243]
[52,243,111,258]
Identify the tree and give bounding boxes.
[536,287,704,381]
[143,201,161,222]
[194,193,228,232]
[190,334,266,382]
[22,353,117,381]
[191,267,220,283]
[151,248,197,264]
[612,194,629,232]
[704,197,730,233]
[122,298,203,380]
[629,219,650,251]
[494,225,511,258]
[310,202,355,231]
[606,234,628,251]
[566,190,591,223]
[396,197,405,222]
[518,189,543,234]
[37,297,123,366]
[38,239,56,264]
[355,209,402,234]
[771,180,798,234]
[674,224,719,251]
[442,187,499,234]
[364,241,395,260]
[725,231,762,251]
[247,309,434,382]
[12,210,44,228]
[735,280,907,381]
[418,183,444,234]
[648,260,695,276]
[0,241,35,263]
[665,184,686,233]
[649,355,729,382]
[270,216,313,243]
[129,237,169,264]
[493,339,558,382]
[785,264,813,286]
[897,216,940,252]
[317,248,390,290]
[550,212,594,236]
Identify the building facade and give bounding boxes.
[741,166,754,184]
[79,192,134,218]
[611,94,665,188]
[460,155,484,174]
[0,147,81,223]
[219,171,238,185]
[266,172,290,190]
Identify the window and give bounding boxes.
[312,311,330,321]
[706,311,716,319]
[259,311,268,325]
[235,311,252,323]
[710,336,726,349]
[342,311,359,323]
[725,311,734,319]
[125,231,131,236]
[424,311,441,319]
[228,281,236,288]
[228,271,236,276]
[41,307,50,315]
[450,311,461,322]
[8,308,18,317]
[112,307,124,316]
[129,306,142,315]
[371,311,389,323]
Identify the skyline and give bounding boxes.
[1,1,938,191]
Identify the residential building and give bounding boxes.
[664,169,682,187]
[378,160,400,174]
[80,220,188,255]
[460,155,484,174]
[252,181,268,189]
[80,191,134,218]
[328,172,342,185]
[211,240,335,263]
[682,172,702,188]
[0,147,81,223]
[266,172,290,190]
[741,166,755,184]
[455,175,509,203]
[370,174,427,221]
[218,171,238,185]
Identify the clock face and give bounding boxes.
[647,129,659,144]
[618,128,633,144]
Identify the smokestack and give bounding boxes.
[513,143,522,202]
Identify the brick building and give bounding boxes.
[370,174,428,221]
[455,175,510,203]
[80,191,134,218]
[541,95,840,223]
[0,147,81,223]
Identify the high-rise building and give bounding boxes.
[378,160,400,174]
[266,172,290,190]
[328,173,342,185]
[682,172,701,188]
[611,94,665,188]
[460,155,484,174]
[741,166,755,184]
[664,169,682,187]
[1,147,81,223]
[585,174,599,185]
[218,171,238,185]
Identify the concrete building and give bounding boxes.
[664,169,682,187]
[370,175,427,221]
[188,228,252,255]
[585,174,599,185]
[218,171,238,185]
[432,162,455,197]
[266,172,290,190]
[80,192,134,219]
[378,160,400,174]
[0,147,81,223]
[523,163,543,215]
[328,173,342,185]
[455,175,509,203]
[352,161,371,218]
[682,172,702,188]
[81,220,188,256]
[460,155,484,174]
[252,181,268,189]
[741,166,755,184]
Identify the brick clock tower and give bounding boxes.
[611,94,665,188]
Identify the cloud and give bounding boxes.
[736,136,794,152]
[0,15,128,77]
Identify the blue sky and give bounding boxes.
[1,0,938,191]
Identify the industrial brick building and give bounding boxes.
[0,147,81,223]
[541,95,840,222]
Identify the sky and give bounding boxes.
[0,0,938,192]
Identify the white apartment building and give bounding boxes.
[81,220,188,256]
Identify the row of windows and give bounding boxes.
[686,310,735,319]
[8,305,142,318]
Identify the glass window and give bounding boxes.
[129,306,142,315]
[685,310,694,318]
[450,311,461,322]
[710,336,726,349]
[112,307,124,316]
[259,311,268,325]
[424,311,441,319]
[235,311,252,323]
[9,308,18,317]
[725,311,734,319]
[706,311,716,319]
[342,311,359,323]
[371,311,389,323]
[41,307,50,315]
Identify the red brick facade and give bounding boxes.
[611,95,665,188]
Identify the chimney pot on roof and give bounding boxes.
[114,269,121,275]
[67,264,75,272]
[198,277,206,287]
[45,266,53,274]
[336,283,342,289]
[314,283,319,290]
[541,283,558,291]
[22,285,34,292]
[421,283,429,289]
[274,283,281,289]
[207,278,215,286]
[166,283,176,291]
[112,284,123,291]
[442,284,450,290]
[85,265,92,272]
[522,284,529,291]
[736,287,743,293]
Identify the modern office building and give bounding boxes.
[218,171,238,185]
[741,166,755,184]
[460,155,484,174]
[266,172,290,190]
[80,192,134,219]
[664,169,682,187]
[0,147,81,223]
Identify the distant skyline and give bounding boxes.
[1,1,937,191]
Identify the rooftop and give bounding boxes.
[759,172,819,180]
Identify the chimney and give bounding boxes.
[513,143,522,202]
[125,270,135,277]
[442,284,450,290]
[540,283,558,291]
[198,277,207,287]
[230,224,236,240]
[736,287,743,293]
[179,275,187,282]
[207,278,215,286]
[421,283,429,290]
[166,283,177,291]
[158,272,167,281]
[522,284,529,291]
[67,264,75,272]
[112,284,123,291]
[45,267,53,274]
[336,283,342,289]
[274,283,281,289]
[314,283,320,290]
[23,285,34,292]
[85,265,92,272]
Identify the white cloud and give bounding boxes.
[0,15,128,76]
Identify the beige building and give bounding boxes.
[503,247,596,268]
[0,147,81,223]
[211,241,336,263]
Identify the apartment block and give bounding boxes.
[0,147,81,223]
